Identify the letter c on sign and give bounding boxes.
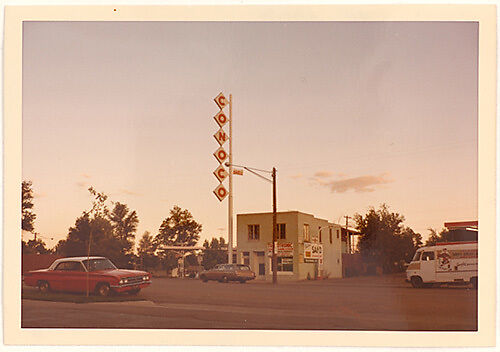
[218,97,226,106]
[217,168,225,178]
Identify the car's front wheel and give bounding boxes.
[37,280,50,293]
[95,283,111,297]
[410,276,423,288]
[128,288,141,295]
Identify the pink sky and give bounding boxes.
[22,21,478,248]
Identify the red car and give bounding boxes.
[23,256,152,296]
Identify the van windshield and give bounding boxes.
[412,251,422,262]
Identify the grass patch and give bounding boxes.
[22,289,146,304]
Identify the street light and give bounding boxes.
[226,162,278,285]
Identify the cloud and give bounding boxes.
[81,173,92,179]
[309,172,393,193]
[76,181,88,189]
[289,174,303,180]
[313,171,334,178]
[324,174,393,193]
[119,189,140,196]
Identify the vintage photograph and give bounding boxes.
[19,19,480,332]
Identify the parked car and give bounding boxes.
[23,256,152,296]
[199,264,256,283]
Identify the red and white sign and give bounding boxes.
[213,165,228,183]
[213,183,228,202]
[213,128,228,146]
[213,111,229,128]
[304,243,323,260]
[213,147,228,164]
[267,242,294,256]
[233,168,244,176]
[214,93,228,110]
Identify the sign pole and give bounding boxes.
[272,167,277,284]
[228,94,233,264]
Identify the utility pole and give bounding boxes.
[344,215,351,254]
[272,167,277,285]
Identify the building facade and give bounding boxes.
[236,211,343,280]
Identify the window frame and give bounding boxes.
[248,224,260,240]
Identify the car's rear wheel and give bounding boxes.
[239,280,246,284]
[96,283,111,297]
[221,276,228,283]
[201,275,208,283]
[37,281,50,293]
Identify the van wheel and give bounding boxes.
[410,276,423,288]
[471,277,478,289]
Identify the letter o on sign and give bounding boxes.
[217,149,227,161]
[218,113,227,124]
[217,187,227,198]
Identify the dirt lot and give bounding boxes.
[22,274,477,330]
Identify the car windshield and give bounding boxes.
[82,258,117,271]
[412,251,422,262]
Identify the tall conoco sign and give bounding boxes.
[212,92,230,201]
[212,92,234,264]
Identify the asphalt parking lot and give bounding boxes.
[22,274,477,330]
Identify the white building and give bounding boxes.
[236,211,343,280]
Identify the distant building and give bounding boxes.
[443,221,478,242]
[236,211,343,280]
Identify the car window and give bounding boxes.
[55,261,85,271]
[422,252,435,261]
[82,258,117,271]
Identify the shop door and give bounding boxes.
[259,263,265,276]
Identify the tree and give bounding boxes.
[424,228,450,246]
[22,180,36,232]
[154,206,202,273]
[109,202,139,254]
[201,237,228,269]
[355,204,420,273]
[54,187,134,268]
[137,231,159,271]
[22,239,51,254]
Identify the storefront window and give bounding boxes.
[277,257,293,272]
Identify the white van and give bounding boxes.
[406,242,477,288]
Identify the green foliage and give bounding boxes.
[22,180,36,232]
[22,239,52,254]
[54,187,139,269]
[355,204,422,273]
[154,206,202,273]
[109,202,139,255]
[201,237,227,269]
[137,231,159,271]
[425,228,449,246]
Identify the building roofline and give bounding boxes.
[237,210,335,223]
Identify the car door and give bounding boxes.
[420,251,436,282]
[64,261,88,293]
[51,262,72,291]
